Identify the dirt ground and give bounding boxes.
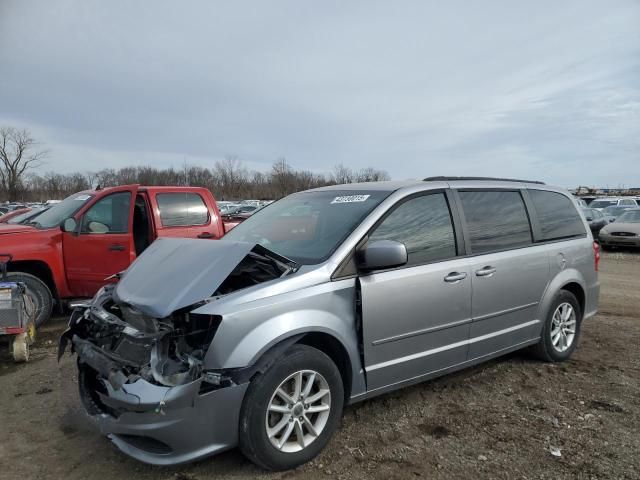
[1,252,639,480]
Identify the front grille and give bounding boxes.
[611,232,637,237]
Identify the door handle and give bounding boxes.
[444,272,467,283]
[109,244,125,251]
[475,266,497,277]
[197,232,215,239]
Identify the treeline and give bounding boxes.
[7,157,391,202]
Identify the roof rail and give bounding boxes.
[423,176,545,185]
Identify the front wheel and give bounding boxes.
[6,272,53,327]
[239,344,344,471]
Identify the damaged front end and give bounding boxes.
[60,286,222,391]
[58,238,297,464]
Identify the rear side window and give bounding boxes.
[369,193,457,266]
[529,190,586,241]
[156,193,209,227]
[458,191,532,254]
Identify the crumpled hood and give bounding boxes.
[114,238,257,318]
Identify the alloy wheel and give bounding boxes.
[551,302,577,352]
[265,370,332,453]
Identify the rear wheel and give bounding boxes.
[532,290,582,362]
[239,344,344,471]
[6,272,53,327]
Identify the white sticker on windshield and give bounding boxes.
[75,194,91,201]
[331,194,370,204]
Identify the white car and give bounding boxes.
[589,197,638,211]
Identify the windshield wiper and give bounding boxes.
[24,221,42,228]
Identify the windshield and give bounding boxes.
[28,193,94,228]
[223,190,391,264]
[617,210,640,223]
[7,208,44,224]
[590,200,617,209]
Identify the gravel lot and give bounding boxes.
[1,251,638,480]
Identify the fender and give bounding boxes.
[2,227,70,297]
[197,279,367,398]
[537,267,587,329]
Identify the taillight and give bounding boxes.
[593,241,600,272]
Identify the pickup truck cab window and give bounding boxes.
[81,191,132,233]
[157,192,209,227]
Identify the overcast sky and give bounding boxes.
[1,1,639,187]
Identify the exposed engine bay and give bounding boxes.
[58,242,296,391]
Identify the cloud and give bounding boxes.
[0,0,638,187]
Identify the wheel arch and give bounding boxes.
[7,260,58,299]
[206,310,367,399]
[296,332,353,405]
[560,281,586,317]
[539,268,587,324]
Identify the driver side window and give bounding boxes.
[369,193,457,267]
[81,192,131,234]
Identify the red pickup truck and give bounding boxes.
[0,184,227,325]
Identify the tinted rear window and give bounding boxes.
[156,193,209,227]
[529,190,586,240]
[459,190,532,254]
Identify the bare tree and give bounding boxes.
[0,127,48,200]
[331,163,355,184]
[355,167,390,182]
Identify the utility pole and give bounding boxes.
[183,156,189,186]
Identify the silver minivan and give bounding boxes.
[61,177,600,470]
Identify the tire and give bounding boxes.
[531,290,582,362]
[239,344,344,471]
[6,272,53,327]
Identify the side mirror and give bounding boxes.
[61,217,78,235]
[357,240,407,271]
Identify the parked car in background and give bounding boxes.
[220,204,261,231]
[217,202,242,214]
[0,207,32,223]
[0,206,9,215]
[0,185,230,326]
[599,208,640,250]
[582,208,607,237]
[4,206,49,225]
[7,203,28,211]
[61,177,599,470]
[602,205,632,223]
[575,197,588,208]
[589,197,638,211]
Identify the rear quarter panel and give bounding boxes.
[537,237,599,323]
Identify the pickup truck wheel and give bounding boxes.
[7,272,53,327]
[239,344,344,471]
